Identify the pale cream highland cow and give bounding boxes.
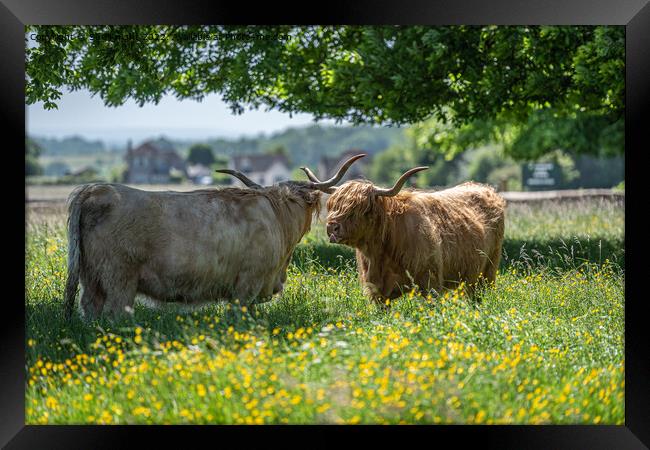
[63,155,366,319]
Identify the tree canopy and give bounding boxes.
[186,143,215,166]
[26,138,43,176]
[26,25,624,158]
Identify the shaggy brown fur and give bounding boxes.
[64,183,322,320]
[326,181,506,304]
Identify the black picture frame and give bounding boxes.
[4,1,648,448]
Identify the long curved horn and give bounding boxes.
[300,166,320,182]
[374,166,428,197]
[215,169,262,189]
[307,153,367,192]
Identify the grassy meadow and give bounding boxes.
[25,196,625,424]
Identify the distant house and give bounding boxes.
[318,149,372,183]
[187,163,213,185]
[228,154,291,187]
[124,141,186,184]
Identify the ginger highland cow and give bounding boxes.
[303,166,506,305]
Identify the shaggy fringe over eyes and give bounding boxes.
[327,181,414,241]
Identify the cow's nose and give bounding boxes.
[327,222,340,234]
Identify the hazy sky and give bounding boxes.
[26,88,345,145]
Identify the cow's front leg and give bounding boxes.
[357,251,385,305]
[361,257,399,309]
[362,281,385,305]
[360,255,378,293]
[381,269,403,301]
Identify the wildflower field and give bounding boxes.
[25,197,625,424]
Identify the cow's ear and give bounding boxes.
[303,189,322,207]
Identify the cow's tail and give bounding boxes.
[63,185,91,320]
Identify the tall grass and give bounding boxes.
[295,198,625,271]
[25,198,624,424]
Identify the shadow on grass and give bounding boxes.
[293,243,356,271]
[501,237,624,271]
[292,237,624,273]
[25,281,371,364]
[27,237,623,364]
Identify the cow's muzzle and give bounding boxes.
[327,222,342,244]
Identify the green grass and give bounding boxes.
[25,198,624,424]
[295,198,625,271]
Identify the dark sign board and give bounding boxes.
[522,162,560,191]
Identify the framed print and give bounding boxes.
[2,0,649,448]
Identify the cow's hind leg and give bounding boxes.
[483,216,505,286]
[469,243,503,302]
[232,268,267,309]
[102,274,138,320]
[79,276,106,321]
[482,240,503,286]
